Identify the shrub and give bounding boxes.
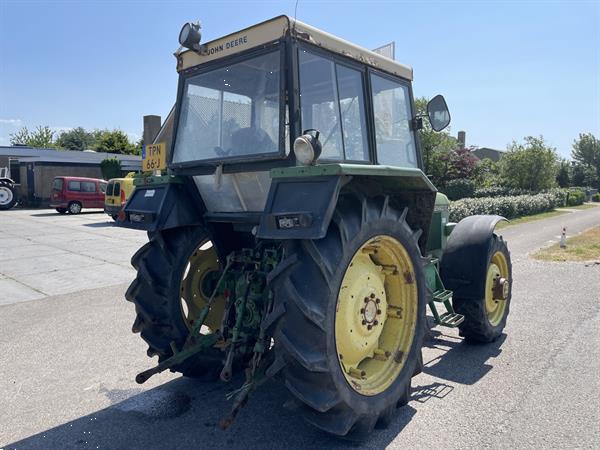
[592,193,600,202]
[472,186,531,198]
[566,188,585,206]
[442,178,476,200]
[449,191,566,222]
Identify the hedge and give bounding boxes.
[592,193,600,202]
[442,179,476,200]
[449,190,567,222]
[472,186,532,198]
[566,188,585,206]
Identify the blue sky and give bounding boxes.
[1,0,598,157]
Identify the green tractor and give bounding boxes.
[119,16,512,439]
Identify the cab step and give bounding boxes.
[432,289,453,303]
[438,312,464,327]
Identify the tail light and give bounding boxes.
[121,189,126,204]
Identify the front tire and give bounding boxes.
[453,235,512,343]
[272,195,426,439]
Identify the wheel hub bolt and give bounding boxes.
[367,324,372,330]
[362,320,367,325]
[377,309,382,315]
[376,298,380,304]
[374,320,378,326]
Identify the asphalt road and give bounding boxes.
[1,206,599,449]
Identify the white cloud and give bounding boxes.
[0,118,22,125]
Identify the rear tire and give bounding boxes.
[126,226,228,380]
[453,235,512,343]
[271,194,426,439]
[0,181,17,210]
[56,208,67,214]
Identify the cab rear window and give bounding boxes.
[52,178,64,191]
[106,182,114,196]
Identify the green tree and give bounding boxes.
[9,126,57,148]
[571,133,600,188]
[556,160,571,187]
[473,157,500,187]
[93,129,139,155]
[55,127,98,151]
[100,158,122,180]
[499,136,559,191]
[571,163,596,187]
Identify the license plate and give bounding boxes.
[142,142,167,172]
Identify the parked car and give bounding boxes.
[104,173,136,220]
[50,176,107,214]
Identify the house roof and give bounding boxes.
[0,146,141,165]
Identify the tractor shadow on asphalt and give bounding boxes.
[422,324,507,385]
[7,373,417,450]
[8,331,504,449]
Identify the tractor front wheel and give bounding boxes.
[453,235,512,343]
[272,195,426,439]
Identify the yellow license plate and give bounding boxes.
[142,142,167,172]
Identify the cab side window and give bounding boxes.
[370,74,417,168]
[298,49,369,161]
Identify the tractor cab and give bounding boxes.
[123,16,449,224]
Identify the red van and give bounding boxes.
[49,176,107,214]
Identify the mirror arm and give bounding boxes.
[411,117,424,131]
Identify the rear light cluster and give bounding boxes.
[121,189,126,204]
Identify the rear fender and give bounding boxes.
[256,163,437,253]
[439,215,507,299]
[118,181,204,232]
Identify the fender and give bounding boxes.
[256,163,437,244]
[439,215,507,300]
[118,179,204,232]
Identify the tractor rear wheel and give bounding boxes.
[0,181,16,210]
[125,226,229,379]
[271,195,426,440]
[453,235,512,343]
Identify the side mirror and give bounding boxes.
[426,95,451,132]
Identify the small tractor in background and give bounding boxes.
[118,16,512,440]
[0,166,18,210]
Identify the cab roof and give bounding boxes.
[177,15,413,80]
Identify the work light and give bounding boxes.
[179,22,202,51]
[293,130,322,166]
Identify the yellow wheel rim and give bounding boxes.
[485,251,510,327]
[179,241,225,332]
[335,235,418,396]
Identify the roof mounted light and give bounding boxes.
[179,22,202,51]
[294,129,322,166]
